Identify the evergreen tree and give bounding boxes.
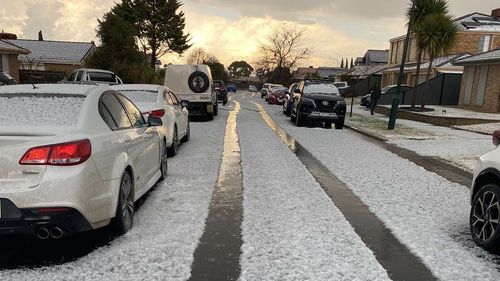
[340,59,344,68]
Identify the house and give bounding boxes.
[292,66,318,79]
[382,9,500,87]
[0,39,29,82]
[316,67,349,78]
[455,48,500,112]
[355,50,389,66]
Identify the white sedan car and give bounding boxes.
[112,84,190,157]
[0,84,167,239]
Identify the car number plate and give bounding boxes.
[319,112,331,117]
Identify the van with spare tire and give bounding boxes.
[164,64,218,120]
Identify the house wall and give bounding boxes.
[8,54,20,82]
[459,63,500,112]
[44,64,80,76]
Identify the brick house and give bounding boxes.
[3,37,95,83]
[0,39,29,82]
[455,48,500,112]
[382,9,500,87]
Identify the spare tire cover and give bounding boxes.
[188,71,210,93]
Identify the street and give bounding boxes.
[0,91,499,281]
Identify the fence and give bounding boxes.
[378,73,462,106]
[19,70,66,84]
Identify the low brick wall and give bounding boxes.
[375,106,500,126]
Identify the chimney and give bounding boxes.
[492,8,500,18]
[38,30,44,41]
[0,32,17,40]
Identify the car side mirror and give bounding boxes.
[148,116,163,127]
[180,100,189,108]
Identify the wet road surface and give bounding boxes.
[189,100,243,281]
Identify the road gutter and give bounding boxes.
[189,101,243,281]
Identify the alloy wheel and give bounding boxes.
[472,190,500,242]
[120,174,134,231]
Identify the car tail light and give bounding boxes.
[493,130,500,146]
[20,139,92,166]
[150,109,165,118]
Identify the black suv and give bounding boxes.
[213,80,228,105]
[290,80,346,129]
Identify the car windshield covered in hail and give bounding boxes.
[0,93,85,129]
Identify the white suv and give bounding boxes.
[470,130,500,252]
[0,84,166,239]
[112,84,190,157]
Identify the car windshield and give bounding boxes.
[0,93,85,129]
[303,83,339,95]
[120,90,158,104]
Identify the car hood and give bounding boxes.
[304,94,344,102]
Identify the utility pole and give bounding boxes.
[388,0,415,130]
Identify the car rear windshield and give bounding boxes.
[303,83,339,95]
[119,90,158,104]
[0,94,85,128]
[88,72,116,82]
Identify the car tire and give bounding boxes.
[214,103,219,116]
[159,141,168,181]
[470,183,500,253]
[324,122,332,129]
[167,127,179,157]
[335,118,344,129]
[112,171,134,235]
[188,71,210,93]
[183,122,190,143]
[295,111,303,127]
[261,94,264,99]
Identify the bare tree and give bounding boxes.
[186,47,210,64]
[257,24,311,83]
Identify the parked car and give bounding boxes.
[264,84,285,102]
[261,83,271,99]
[333,81,350,96]
[268,88,289,105]
[291,80,346,129]
[226,83,237,93]
[361,84,413,107]
[62,68,123,85]
[0,84,166,239]
[469,130,500,252]
[283,83,299,116]
[0,72,16,85]
[249,85,258,92]
[112,84,190,157]
[213,80,228,105]
[165,64,218,120]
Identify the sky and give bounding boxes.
[1,0,499,68]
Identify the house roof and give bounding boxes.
[383,53,468,73]
[5,39,95,65]
[365,50,389,63]
[348,64,389,77]
[454,12,500,31]
[455,48,500,65]
[316,67,349,77]
[0,39,30,55]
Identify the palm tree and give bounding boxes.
[417,13,458,110]
[407,0,449,110]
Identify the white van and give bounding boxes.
[164,64,218,120]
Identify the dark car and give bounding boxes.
[213,80,228,105]
[361,84,413,107]
[291,80,346,129]
[0,72,16,86]
[226,83,237,93]
[283,83,299,116]
[268,88,288,105]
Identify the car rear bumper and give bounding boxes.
[188,102,214,115]
[304,112,342,122]
[0,198,92,236]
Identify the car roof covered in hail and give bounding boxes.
[111,84,165,92]
[0,83,109,96]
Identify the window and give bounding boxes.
[68,71,77,81]
[115,94,146,127]
[168,92,179,105]
[100,93,132,129]
[478,35,492,53]
[164,90,174,105]
[76,71,84,81]
[88,72,116,82]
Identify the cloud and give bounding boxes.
[21,0,63,39]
